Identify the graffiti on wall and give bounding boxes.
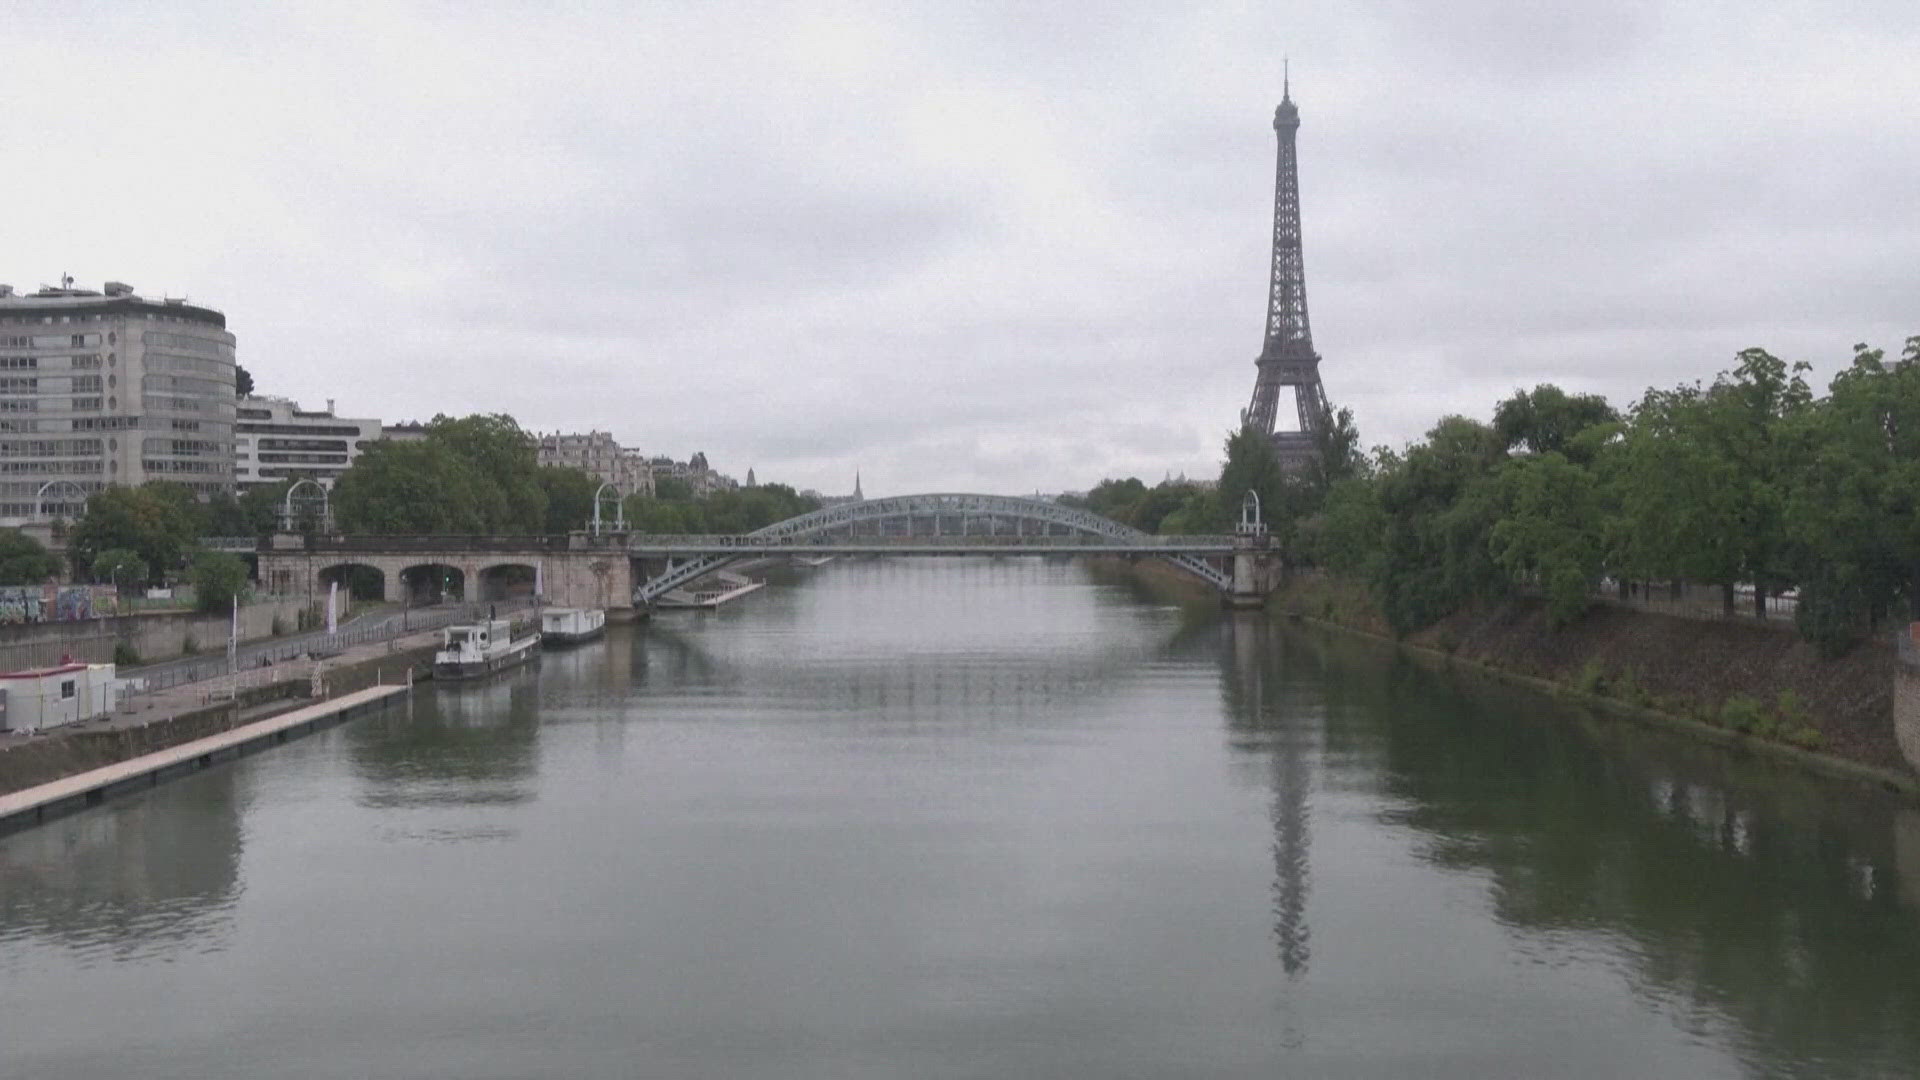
[0,585,122,624]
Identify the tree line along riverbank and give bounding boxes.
[1071,337,1920,789]
[1067,338,1920,661]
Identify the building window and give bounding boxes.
[61,679,76,699]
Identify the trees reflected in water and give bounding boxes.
[1241,620,1920,1075]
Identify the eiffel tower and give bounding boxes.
[1241,73,1332,471]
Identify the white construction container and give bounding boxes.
[0,663,118,733]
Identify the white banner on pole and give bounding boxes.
[327,580,339,635]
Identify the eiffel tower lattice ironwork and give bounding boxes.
[1241,74,1332,471]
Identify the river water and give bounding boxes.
[3,558,1918,1078]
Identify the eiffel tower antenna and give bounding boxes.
[1241,78,1333,472]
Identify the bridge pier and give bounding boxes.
[1227,540,1280,610]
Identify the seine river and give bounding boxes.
[3,558,1918,1078]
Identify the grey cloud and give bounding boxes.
[5,1,1917,494]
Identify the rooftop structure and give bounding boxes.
[235,395,382,492]
[535,430,654,497]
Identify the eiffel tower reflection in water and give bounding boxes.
[1224,613,1313,978]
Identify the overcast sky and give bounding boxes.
[6,1,1917,496]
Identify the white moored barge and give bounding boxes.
[540,607,606,647]
[433,619,541,681]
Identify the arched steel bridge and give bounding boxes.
[628,492,1237,603]
[226,494,1258,610]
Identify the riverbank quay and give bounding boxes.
[0,625,448,807]
[0,685,407,834]
[1272,573,1920,799]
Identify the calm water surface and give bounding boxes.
[3,559,1918,1078]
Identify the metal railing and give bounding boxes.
[1593,579,1800,624]
[202,663,308,704]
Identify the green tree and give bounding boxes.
[622,495,700,533]
[1372,417,1507,634]
[1156,489,1221,536]
[234,364,254,397]
[202,490,254,536]
[538,466,601,534]
[652,474,695,502]
[0,528,59,585]
[239,480,295,536]
[69,484,202,585]
[1217,426,1286,536]
[1298,406,1368,499]
[622,482,817,535]
[423,413,545,533]
[1132,481,1205,534]
[1307,471,1388,579]
[333,440,496,534]
[1489,451,1607,626]
[1786,337,1920,651]
[89,547,147,593]
[1615,349,1811,617]
[1493,385,1619,460]
[1063,477,1148,523]
[190,550,250,614]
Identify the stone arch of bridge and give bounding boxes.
[317,561,388,601]
[398,561,470,604]
[475,561,540,603]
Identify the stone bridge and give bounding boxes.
[254,535,638,615]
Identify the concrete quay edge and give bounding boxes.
[0,684,409,834]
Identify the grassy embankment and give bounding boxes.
[1269,572,1916,795]
[1100,557,1915,795]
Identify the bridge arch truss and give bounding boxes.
[634,493,1231,603]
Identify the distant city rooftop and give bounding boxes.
[0,278,225,329]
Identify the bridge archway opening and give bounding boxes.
[319,563,387,602]
[401,563,465,605]
[477,563,538,603]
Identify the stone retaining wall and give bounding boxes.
[0,597,317,671]
[1897,624,1920,774]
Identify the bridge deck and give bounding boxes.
[624,541,1237,556]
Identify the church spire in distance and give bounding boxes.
[1240,65,1332,472]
